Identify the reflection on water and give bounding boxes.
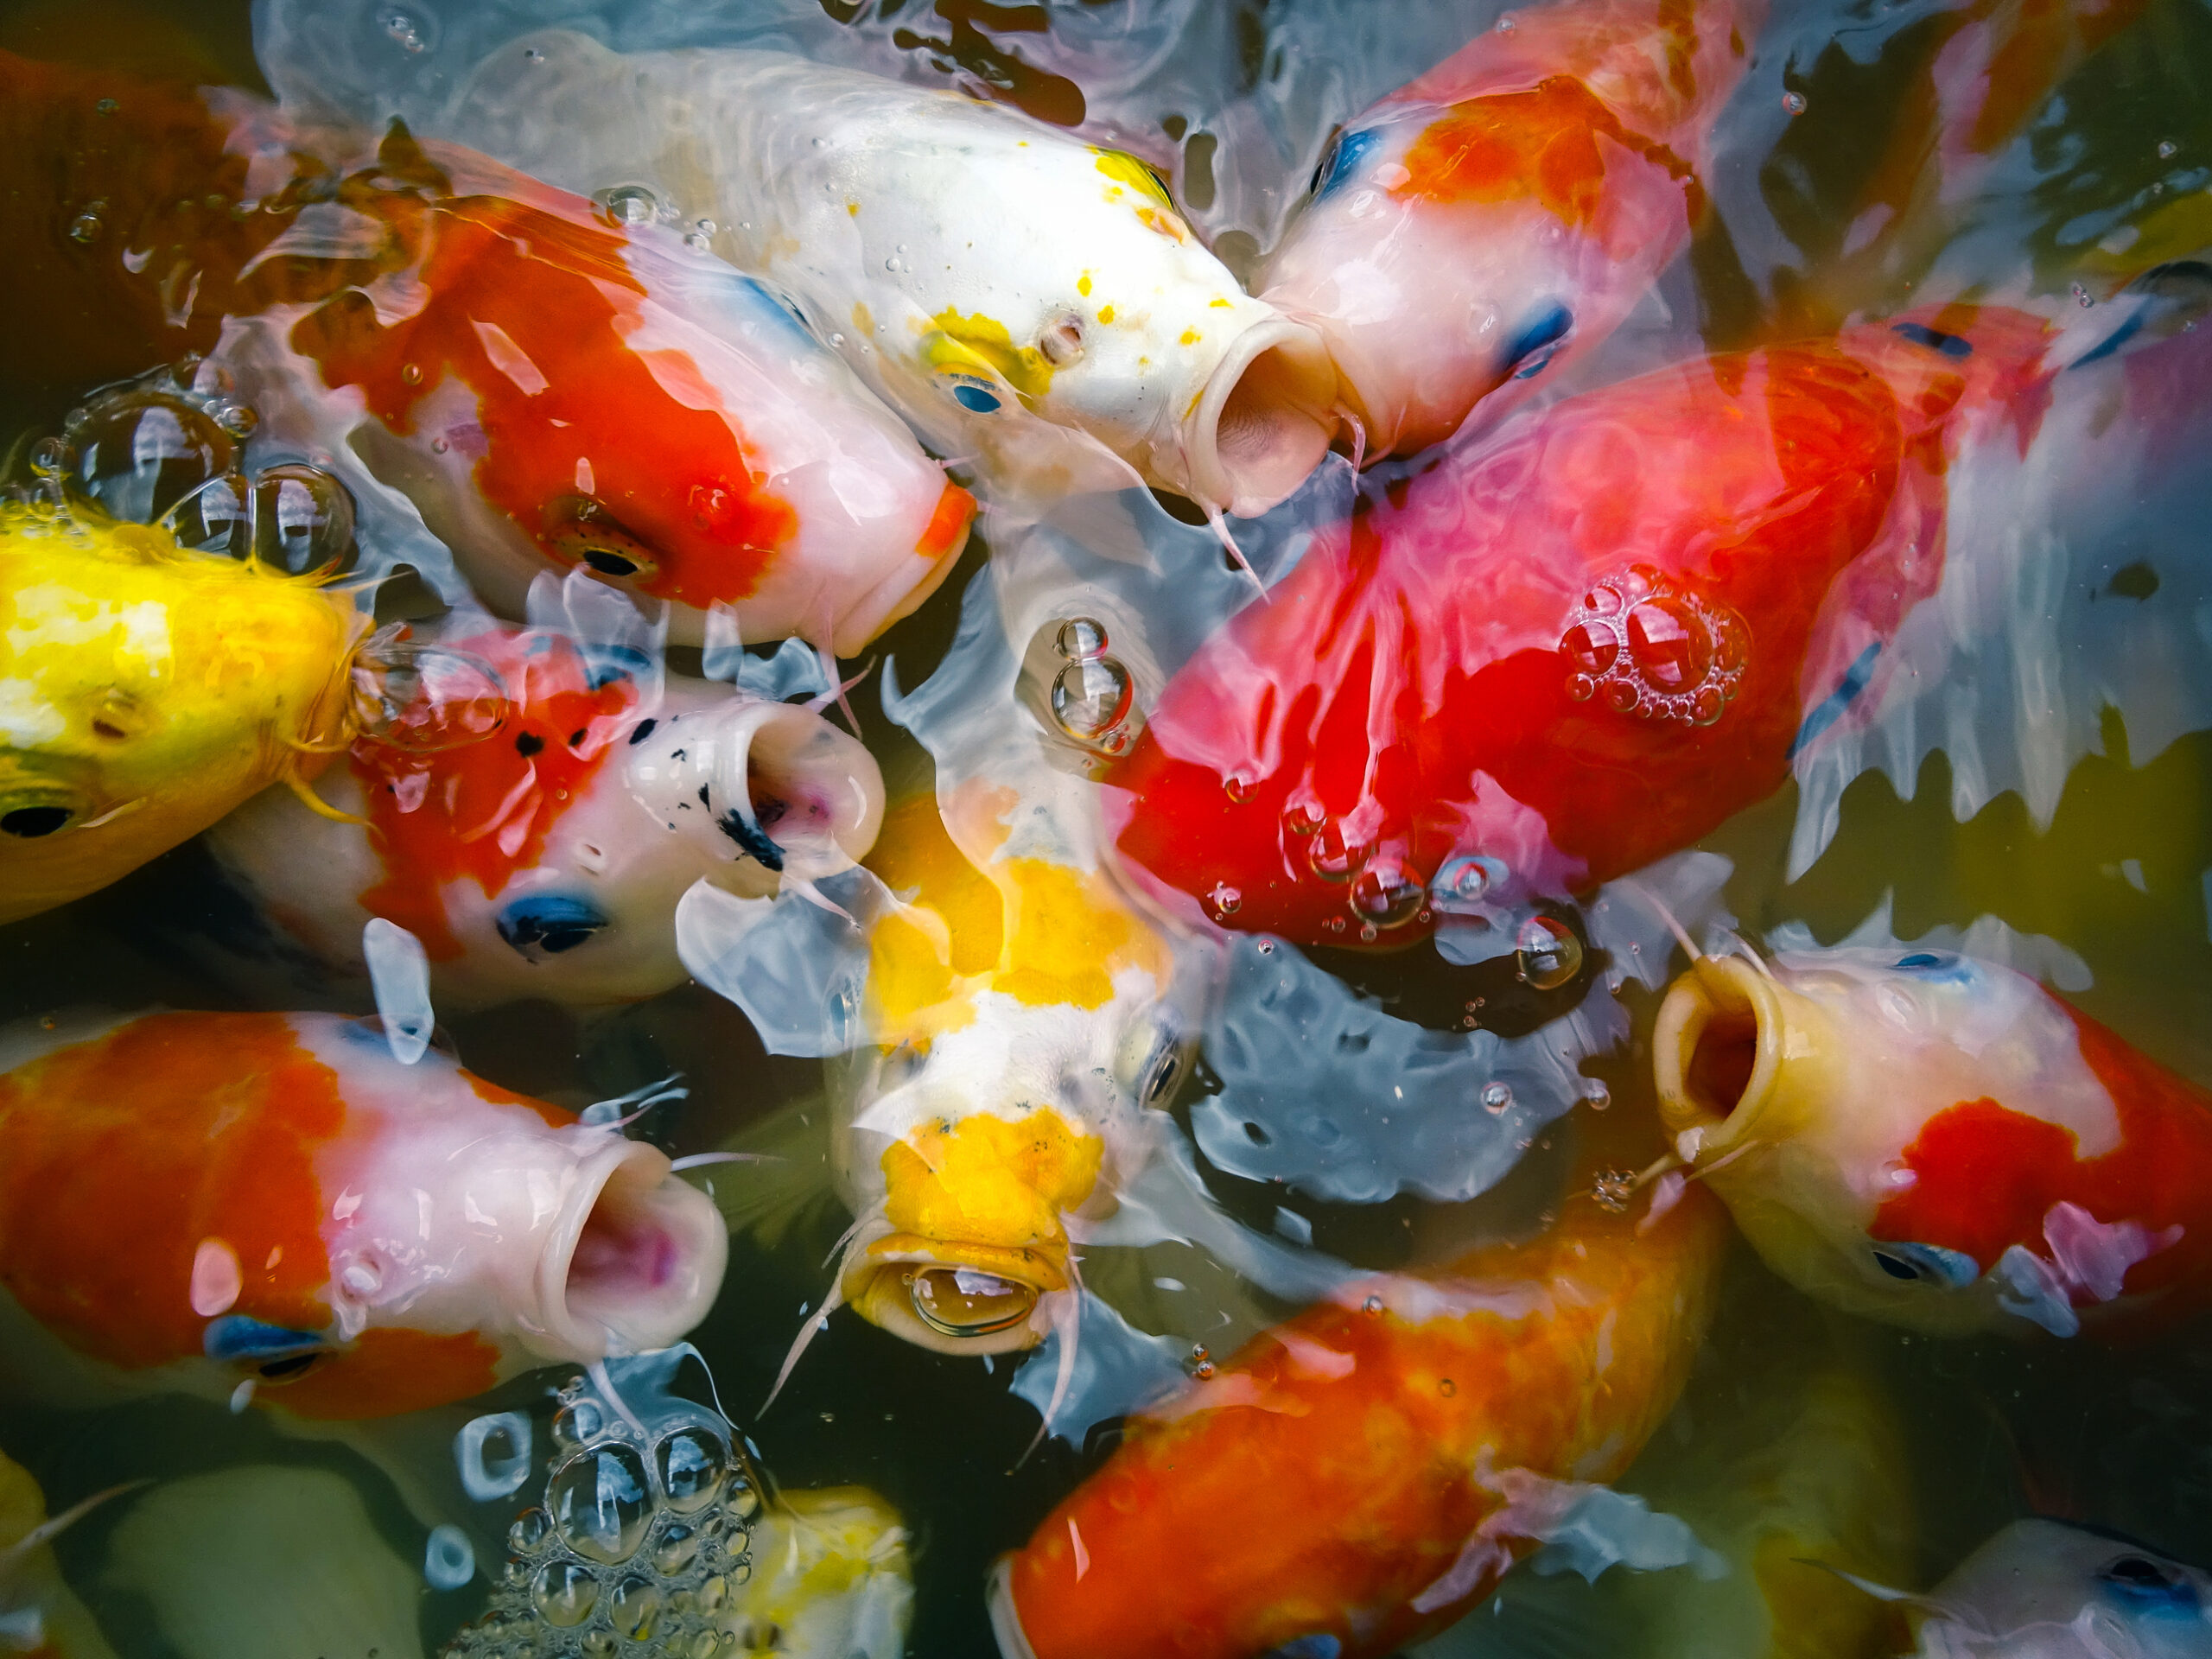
[2,0,2210,1655]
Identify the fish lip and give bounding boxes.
[527,1137,729,1363]
[1182,315,1339,518]
[827,479,975,656]
[985,1555,1042,1659]
[840,1235,1065,1357]
[1652,956,1782,1157]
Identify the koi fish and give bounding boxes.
[1840,1519,2212,1658]
[1651,934,2212,1337]
[0,505,361,925]
[1260,0,1762,461]
[1,49,972,652]
[830,787,1191,1357]
[444,30,1340,519]
[0,1452,117,1659]
[988,1119,1728,1659]
[205,616,883,1011]
[1105,306,2066,950]
[0,1009,727,1418]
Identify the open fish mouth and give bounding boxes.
[1179,317,1340,518]
[842,1236,1065,1357]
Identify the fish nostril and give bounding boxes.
[1038,317,1085,366]
[582,548,639,577]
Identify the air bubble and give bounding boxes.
[1429,854,1503,912]
[350,637,512,752]
[67,210,103,244]
[1563,568,1745,728]
[1481,1081,1513,1116]
[602,185,660,226]
[381,8,434,52]
[1306,819,1368,882]
[1280,799,1325,837]
[1592,1169,1635,1213]
[1782,90,1806,114]
[1204,882,1243,921]
[2072,282,2094,308]
[1051,655,1135,745]
[609,1576,662,1641]
[1055,616,1109,659]
[1224,772,1255,804]
[1350,859,1423,927]
[401,364,423,385]
[531,1560,599,1626]
[507,1509,550,1555]
[656,1428,729,1516]
[553,1402,606,1452]
[2158,138,2178,159]
[1184,1344,1217,1380]
[66,390,234,523]
[1363,1295,1382,1314]
[1515,915,1582,990]
[548,1443,652,1564]
[652,1525,699,1575]
[1579,1077,1611,1111]
[1566,672,1595,702]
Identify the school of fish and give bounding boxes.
[0,0,2207,1654]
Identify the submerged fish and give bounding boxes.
[0,1010,726,1418]
[1261,0,1761,460]
[1851,1520,2212,1658]
[989,1116,1728,1659]
[447,1351,912,1659]
[823,788,1192,1357]
[207,617,883,1010]
[1651,936,2212,1337]
[2,49,973,652]
[0,1452,117,1659]
[0,506,361,925]
[448,30,1340,519]
[1106,306,2065,950]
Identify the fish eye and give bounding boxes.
[940,372,1003,414]
[2099,1553,2200,1612]
[1,805,73,838]
[1309,127,1380,198]
[252,1351,327,1383]
[906,1266,1036,1338]
[1502,302,1574,380]
[1869,1241,1980,1287]
[1144,1046,1183,1104]
[543,495,663,582]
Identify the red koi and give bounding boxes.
[1105,306,2059,949]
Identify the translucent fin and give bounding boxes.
[674,868,890,1057]
[362,918,434,1065]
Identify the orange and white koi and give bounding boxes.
[988,1119,1727,1659]
[206,614,882,1010]
[442,31,1340,519]
[1260,0,1762,461]
[0,1009,726,1418]
[1653,932,2212,1338]
[1,48,973,652]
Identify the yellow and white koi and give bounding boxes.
[0,506,361,925]
[447,31,1339,519]
[0,1452,118,1659]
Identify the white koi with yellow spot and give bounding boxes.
[442,31,1338,518]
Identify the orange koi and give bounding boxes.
[0,1009,725,1418]
[988,1117,1726,1659]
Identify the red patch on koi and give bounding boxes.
[293,195,798,608]
[1872,1007,2212,1302]
[1399,76,1701,231]
[355,630,636,960]
[0,1014,342,1370]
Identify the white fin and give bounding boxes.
[362,918,433,1065]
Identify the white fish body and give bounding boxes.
[445,30,1338,518]
[1909,1521,2212,1659]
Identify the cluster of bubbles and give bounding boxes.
[1047,616,1138,754]
[1559,565,1748,728]
[5,359,358,578]
[443,1370,763,1659]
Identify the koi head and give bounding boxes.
[0,509,361,925]
[283,130,971,652]
[829,801,1191,1355]
[1653,944,2178,1336]
[0,1011,727,1417]
[1895,1521,2212,1655]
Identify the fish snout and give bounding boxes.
[842,1236,1065,1357]
[1177,316,1339,519]
[1653,955,1844,1163]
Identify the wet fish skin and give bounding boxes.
[0,1009,726,1418]
[990,1120,1728,1659]
[0,511,360,925]
[1105,306,2063,950]
[1653,943,2212,1338]
[1261,0,1763,461]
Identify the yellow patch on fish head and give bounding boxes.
[881,1108,1103,1249]
[990,857,1159,1009]
[1092,149,1176,210]
[863,792,1005,1042]
[0,514,360,923]
[924,309,1056,408]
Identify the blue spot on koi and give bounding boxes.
[1787,643,1881,759]
[1503,302,1573,380]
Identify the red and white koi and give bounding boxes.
[206,614,882,1011]
[1104,306,2066,950]
[2,49,973,652]
[1653,932,2212,1337]
[442,30,1340,519]
[0,1009,726,1419]
[1260,0,1762,461]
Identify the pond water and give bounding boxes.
[2,0,2211,1656]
